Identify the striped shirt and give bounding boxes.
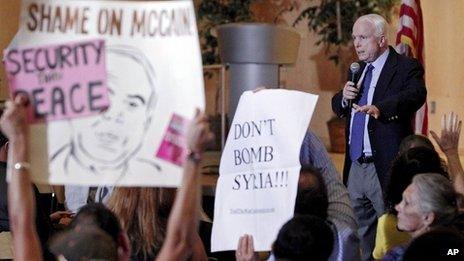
[299,131,360,261]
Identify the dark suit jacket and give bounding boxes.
[331,46,427,189]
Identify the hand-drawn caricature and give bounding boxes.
[50,45,161,211]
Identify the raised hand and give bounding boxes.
[236,234,259,261]
[185,109,214,154]
[430,112,462,154]
[431,112,464,195]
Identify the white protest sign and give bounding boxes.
[9,0,204,186]
[211,89,318,251]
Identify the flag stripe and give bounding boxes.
[396,0,428,135]
[397,15,417,37]
[399,5,419,24]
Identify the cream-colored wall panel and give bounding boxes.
[422,0,464,153]
[0,0,21,99]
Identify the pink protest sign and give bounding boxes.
[156,113,190,167]
[3,39,109,123]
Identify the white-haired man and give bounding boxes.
[332,14,426,260]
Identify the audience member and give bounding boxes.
[398,134,435,154]
[156,109,213,261]
[235,130,360,261]
[431,112,464,194]
[62,203,131,260]
[299,130,360,261]
[1,95,212,261]
[235,215,334,261]
[273,215,334,261]
[402,226,464,260]
[294,165,328,219]
[373,147,447,259]
[49,225,119,261]
[382,173,460,260]
[108,187,175,260]
[0,94,43,260]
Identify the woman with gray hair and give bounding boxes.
[381,173,461,260]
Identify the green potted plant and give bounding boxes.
[197,0,255,65]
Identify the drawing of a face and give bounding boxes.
[71,47,156,165]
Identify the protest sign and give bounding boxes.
[211,89,318,251]
[3,39,109,123]
[8,0,204,186]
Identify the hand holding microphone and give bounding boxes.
[343,62,360,108]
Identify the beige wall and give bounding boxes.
[422,0,464,153]
[0,0,21,99]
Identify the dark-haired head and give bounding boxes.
[295,166,328,219]
[70,203,122,243]
[50,203,129,260]
[403,226,464,260]
[385,147,448,214]
[272,215,334,261]
[49,225,118,261]
[399,134,435,154]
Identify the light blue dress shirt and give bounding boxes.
[344,49,390,156]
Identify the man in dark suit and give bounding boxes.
[331,14,426,260]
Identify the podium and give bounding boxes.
[217,23,300,119]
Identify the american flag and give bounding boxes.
[395,0,428,135]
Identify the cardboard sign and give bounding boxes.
[3,39,109,123]
[211,89,318,251]
[9,0,204,187]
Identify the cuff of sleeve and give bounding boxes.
[341,98,349,108]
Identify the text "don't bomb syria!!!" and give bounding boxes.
[231,118,291,190]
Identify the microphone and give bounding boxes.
[348,62,360,108]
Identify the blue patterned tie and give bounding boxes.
[350,64,374,161]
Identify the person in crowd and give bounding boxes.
[49,224,119,261]
[402,226,464,260]
[331,13,426,260]
[107,187,175,260]
[236,215,334,261]
[156,109,213,261]
[299,130,360,261]
[0,127,73,260]
[398,134,435,154]
[382,173,461,260]
[1,94,212,261]
[373,147,448,259]
[272,215,334,261]
[235,130,360,261]
[0,94,43,260]
[377,112,463,259]
[51,203,131,260]
[430,112,464,194]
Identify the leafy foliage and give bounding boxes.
[197,0,255,65]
